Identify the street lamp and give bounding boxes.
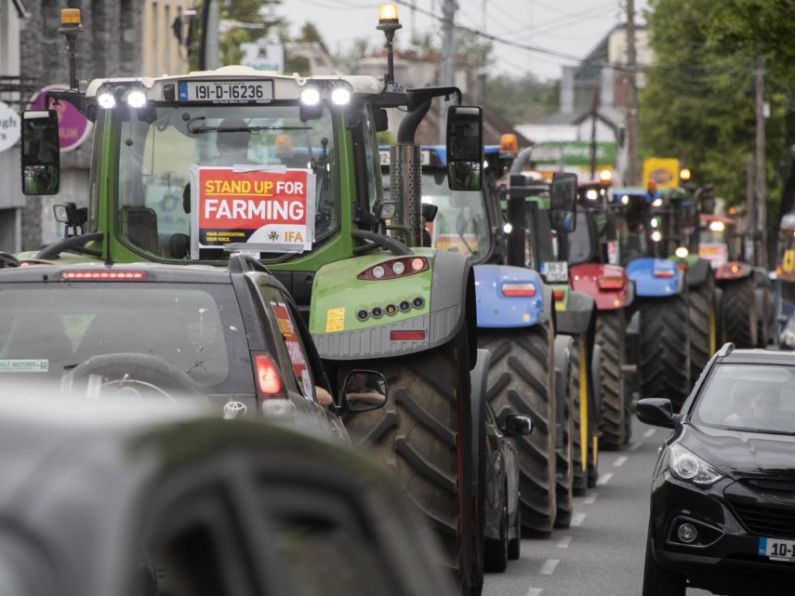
[377,4,402,88]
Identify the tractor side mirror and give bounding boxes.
[446,105,483,192]
[21,110,60,196]
[550,172,577,232]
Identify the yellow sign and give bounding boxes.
[643,158,680,190]
[325,308,346,333]
[783,249,795,274]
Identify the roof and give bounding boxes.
[719,348,795,366]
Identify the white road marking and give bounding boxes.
[571,512,586,527]
[526,589,543,596]
[557,535,572,549]
[539,559,559,575]
[583,492,598,505]
[597,472,614,486]
[630,441,642,451]
[614,456,628,467]
[643,428,656,438]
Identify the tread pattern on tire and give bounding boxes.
[688,274,715,385]
[478,323,556,535]
[555,336,574,528]
[340,334,473,585]
[595,310,627,449]
[570,334,587,495]
[722,277,757,349]
[638,295,691,408]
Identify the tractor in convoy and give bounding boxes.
[776,211,795,346]
[699,209,773,349]
[379,141,586,536]
[492,142,600,495]
[18,5,490,594]
[606,185,715,410]
[571,175,635,450]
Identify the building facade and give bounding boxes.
[142,0,192,78]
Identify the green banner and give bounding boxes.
[532,142,617,167]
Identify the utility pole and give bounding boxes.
[439,0,457,143]
[625,0,640,185]
[200,0,220,70]
[590,87,600,179]
[746,153,755,263]
[755,56,767,266]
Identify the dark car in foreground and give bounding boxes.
[0,392,456,596]
[483,402,533,572]
[638,343,795,595]
[0,256,385,439]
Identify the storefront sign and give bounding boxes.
[0,101,20,153]
[28,85,92,152]
[191,166,314,257]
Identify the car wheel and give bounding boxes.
[642,533,685,596]
[508,504,521,560]
[484,504,509,573]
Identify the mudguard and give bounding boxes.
[626,257,683,297]
[474,264,548,328]
[715,261,752,281]
[684,258,711,287]
[569,263,632,311]
[555,289,595,336]
[470,348,490,492]
[309,248,475,362]
[753,267,773,289]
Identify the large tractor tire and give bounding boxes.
[638,296,691,410]
[722,277,758,349]
[688,276,717,386]
[594,309,628,449]
[340,329,481,595]
[478,323,556,537]
[554,336,574,529]
[570,335,592,495]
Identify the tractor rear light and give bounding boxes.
[597,276,624,290]
[253,353,284,398]
[358,257,429,280]
[62,271,147,281]
[653,269,675,278]
[553,289,566,302]
[390,330,426,341]
[501,282,536,297]
[716,263,746,280]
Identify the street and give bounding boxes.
[485,419,710,596]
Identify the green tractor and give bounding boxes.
[18,6,489,595]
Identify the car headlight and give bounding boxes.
[668,443,722,486]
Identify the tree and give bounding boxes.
[217,0,282,66]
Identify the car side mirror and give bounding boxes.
[636,398,675,429]
[21,110,60,196]
[446,105,483,191]
[502,414,534,437]
[342,370,387,412]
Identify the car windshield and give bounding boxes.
[0,283,252,395]
[421,170,491,262]
[116,104,337,260]
[693,364,795,435]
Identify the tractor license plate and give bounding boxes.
[542,261,569,283]
[759,537,795,562]
[178,80,273,104]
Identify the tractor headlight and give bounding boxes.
[331,87,351,106]
[97,91,117,109]
[675,246,689,259]
[651,230,663,243]
[300,87,321,106]
[125,89,147,109]
[669,444,722,486]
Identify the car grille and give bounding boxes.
[730,501,795,540]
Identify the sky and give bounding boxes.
[276,0,650,81]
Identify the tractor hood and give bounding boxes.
[626,257,683,297]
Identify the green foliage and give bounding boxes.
[486,74,559,124]
[640,0,795,207]
[218,0,282,66]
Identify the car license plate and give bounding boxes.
[759,537,795,562]
[542,261,569,283]
[178,80,273,104]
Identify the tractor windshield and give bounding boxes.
[611,195,650,265]
[700,217,739,265]
[421,169,492,263]
[115,104,338,260]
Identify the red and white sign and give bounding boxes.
[269,301,312,400]
[699,243,729,269]
[191,166,314,256]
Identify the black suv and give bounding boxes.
[0,255,384,438]
[638,343,795,595]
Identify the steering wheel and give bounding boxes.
[63,353,206,401]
